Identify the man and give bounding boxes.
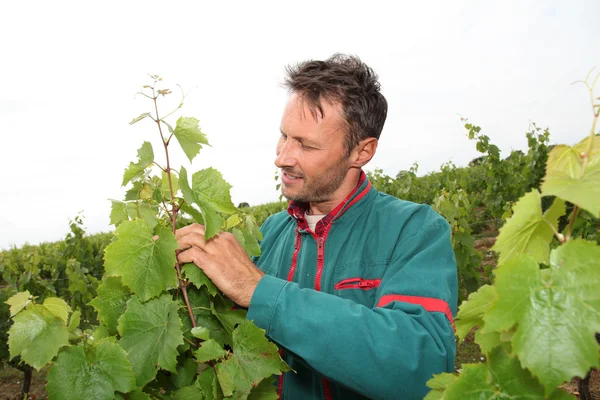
[176,54,458,399]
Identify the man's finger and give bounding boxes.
[177,246,208,266]
[177,231,207,251]
[175,223,206,240]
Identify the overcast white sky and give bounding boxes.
[0,0,598,250]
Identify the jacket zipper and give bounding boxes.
[314,236,326,291]
[334,277,382,290]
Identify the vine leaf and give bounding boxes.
[182,263,218,296]
[194,338,228,363]
[247,376,279,400]
[5,290,32,317]
[104,220,178,302]
[169,386,205,399]
[171,357,197,389]
[43,297,71,323]
[118,294,184,387]
[437,347,574,399]
[115,388,151,400]
[455,284,496,340]
[122,141,154,186]
[541,135,600,217]
[46,341,136,400]
[173,116,209,162]
[492,192,565,265]
[181,287,230,347]
[216,320,290,397]
[483,240,600,394]
[211,294,247,335]
[180,167,237,238]
[454,284,501,354]
[90,276,132,335]
[109,200,129,226]
[424,372,457,400]
[129,112,151,125]
[8,304,69,370]
[195,367,223,400]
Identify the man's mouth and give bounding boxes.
[283,171,303,181]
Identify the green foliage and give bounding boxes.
[432,189,484,303]
[432,74,600,398]
[46,341,137,400]
[4,76,287,399]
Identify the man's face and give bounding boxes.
[275,93,351,204]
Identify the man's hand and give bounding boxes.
[175,223,264,308]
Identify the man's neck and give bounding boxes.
[308,169,361,215]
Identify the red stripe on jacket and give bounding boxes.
[377,294,455,329]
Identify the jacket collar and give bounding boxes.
[287,170,372,235]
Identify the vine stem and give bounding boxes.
[565,205,579,242]
[152,86,198,329]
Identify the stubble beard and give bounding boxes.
[281,157,350,204]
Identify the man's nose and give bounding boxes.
[275,140,296,168]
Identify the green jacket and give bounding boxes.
[247,173,458,400]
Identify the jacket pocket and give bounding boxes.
[334,277,381,290]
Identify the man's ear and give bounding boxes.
[350,138,378,167]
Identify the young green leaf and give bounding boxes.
[216,320,290,397]
[118,294,184,386]
[5,290,32,317]
[129,112,151,125]
[440,347,573,399]
[173,116,209,162]
[104,220,178,302]
[454,285,496,340]
[194,338,227,363]
[46,341,136,400]
[43,297,71,323]
[483,240,600,394]
[182,263,218,296]
[90,276,132,335]
[541,135,600,217]
[110,200,129,226]
[122,142,154,186]
[492,192,565,266]
[180,167,236,238]
[8,304,69,370]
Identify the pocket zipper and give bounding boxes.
[334,277,381,290]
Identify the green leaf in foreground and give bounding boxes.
[104,220,178,302]
[483,240,600,394]
[5,290,31,317]
[118,294,184,386]
[182,263,218,296]
[8,304,69,370]
[216,320,289,397]
[454,285,496,340]
[194,338,227,363]
[492,192,565,266]
[90,276,132,335]
[541,135,600,217]
[43,297,71,323]
[424,372,457,400]
[247,376,279,400]
[110,200,129,226]
[173,116,209,162]
[123,141,154,186]
[180,167,236,239]
[440,347,573,400]
[46,341,136,400]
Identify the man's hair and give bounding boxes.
[284,53,388,155]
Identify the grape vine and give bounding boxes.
[5,76,288,400]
